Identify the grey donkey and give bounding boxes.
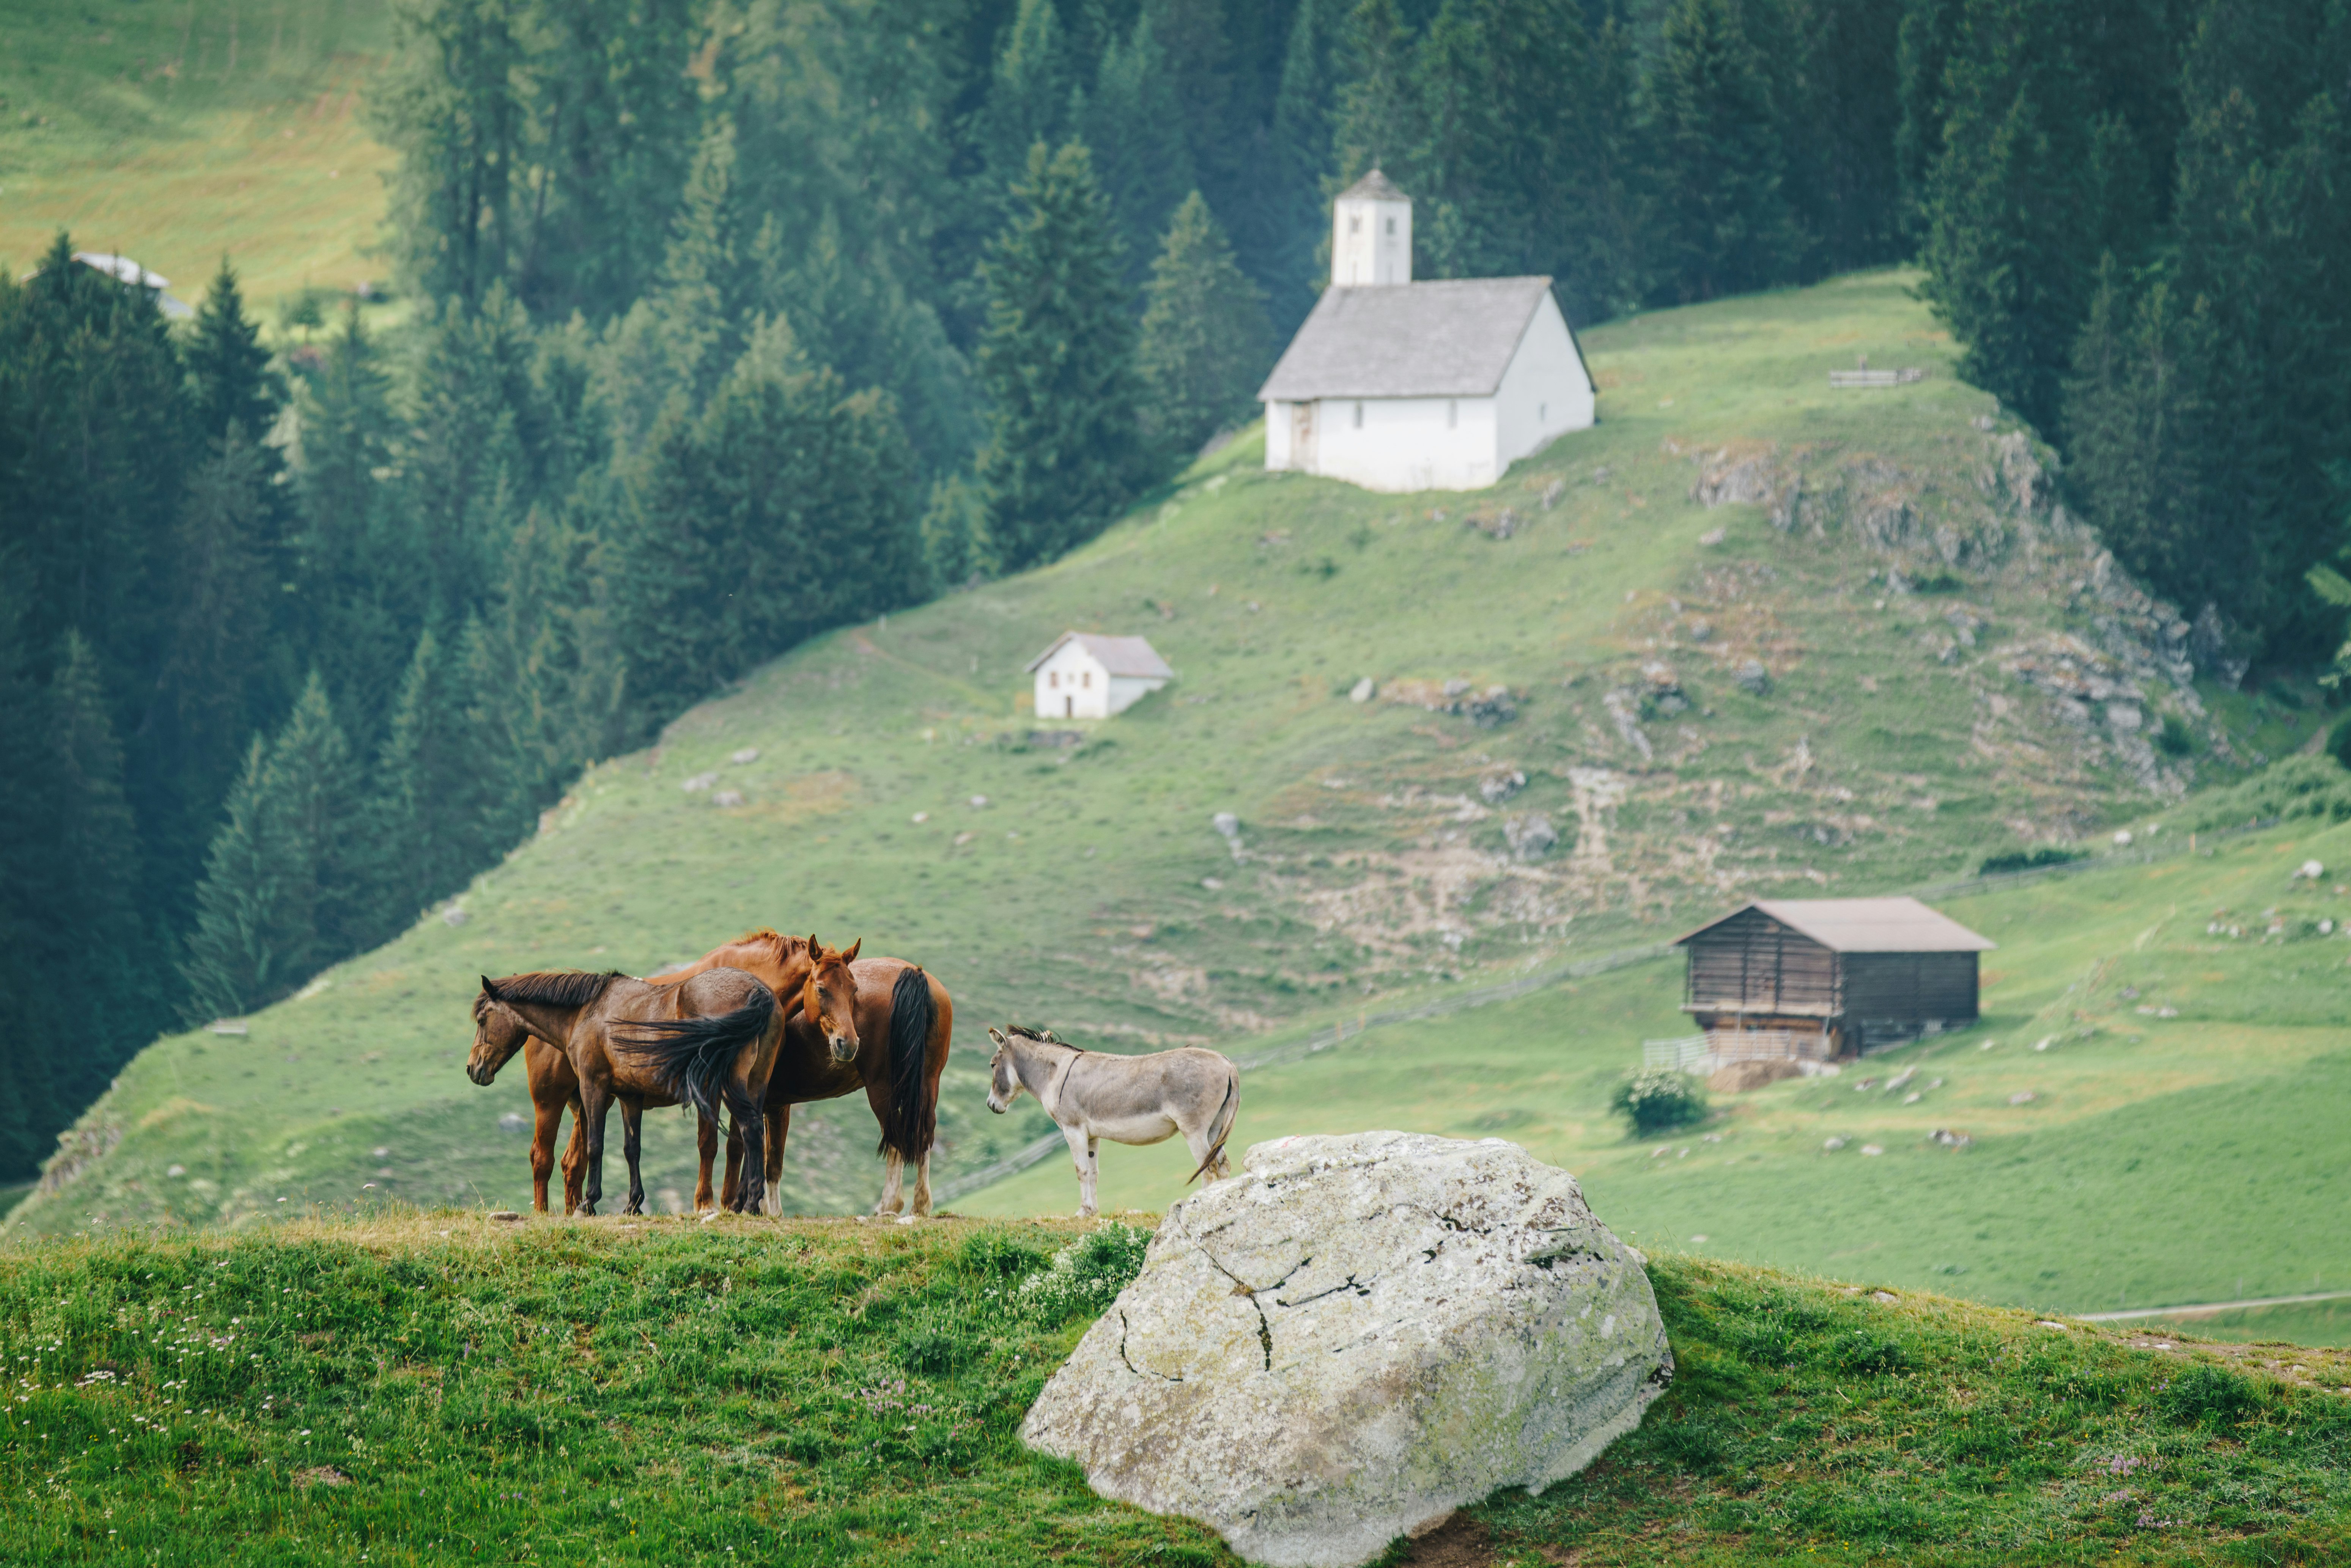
[984,1025,1239,1218]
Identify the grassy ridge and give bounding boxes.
[968,815,2351,1332]
[0,0,393,305]
[0,1215,2346,1565]
[16,270,2257,1240]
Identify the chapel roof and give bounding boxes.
[1337,168,1410,203]
[1674,897,1997,954]
[1025,632,1176,679]
[1256,276,1568,401]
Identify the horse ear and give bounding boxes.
[841,938,861,962]
[808,933,822,957]
[479,975,500,1001]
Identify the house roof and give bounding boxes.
[1674,897,1996,953]
[1026,632,1175,679]
[1257,277,1573,401]
[1338,168,1410,203]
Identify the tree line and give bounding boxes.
[3,0,2343,1180]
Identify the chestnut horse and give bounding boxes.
[714,952,954,1218]
[467,967,781,1215]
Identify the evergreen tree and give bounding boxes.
[185,258,281,459]
[974,142,1144,574]
[179,675,362,1020]
[919,472,991,590]
[129,428,277,929]
[1262,0,1337,328]
[1646,0,1802,302]
[1137,193,1272,466]
[370,0,525,311]
[1896,0,1966,238]
[973,0,1071,198]
[2063,261,2208,602]
[367,621,492,929]
[403,285,545,612]
[1331,0,1417,186]
[1082,12,1199,289]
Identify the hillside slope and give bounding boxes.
[9,270,2268,1238]
[0,0,393,304]
[1,1216,2346,1566]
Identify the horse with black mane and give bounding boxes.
[466,966,781,1215]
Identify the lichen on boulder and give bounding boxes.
[1021,1131,1673,1568]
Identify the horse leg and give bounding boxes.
[579,1084,611,1217]
[910,1143,933,1218]
[732,1099,766,1216]
[875,1148,906,1216]
[694,1112,719,1214]
[530,1095,563,1215]
[1062,1125,1095,1219]
[764,1104,790,1218]
[721,1121,744,1211]
[620,1101,646,1216]
[562,1096,587,1214]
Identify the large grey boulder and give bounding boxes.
[1022,1132,1672,1568]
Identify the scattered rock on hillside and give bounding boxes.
[1478,767,1526,804]
[1734,660,1771,697]
[1348,677,1375,703]
[1503,813,1559,862]
[1023,1132,1671,1568]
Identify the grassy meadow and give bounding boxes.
[0,0,394,307]
[1,1214,2347,1566]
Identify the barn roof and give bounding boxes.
[1025,632,1175,679]
[1257,277,1572,401]
[1674,897,1996,953]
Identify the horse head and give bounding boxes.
[466,978,533,1085]
[800,936,862,1064]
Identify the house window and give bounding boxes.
[1540,402,1548,423]
[1050,671,1059,688]
[1082,672,1092,688]
[1385,217,1396,235]
[1349,215,1361,234]
[1447,399,1457,429]
[1353,401,1364,428]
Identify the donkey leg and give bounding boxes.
[620,1102,647,1216]
[1061,1126,1095,1219]
[1086,1136,1102,1219]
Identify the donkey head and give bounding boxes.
[985,1025,1064,1113]
[799,936,862,1064]
[466,978,533,1086]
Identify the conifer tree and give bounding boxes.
[1083,13,1199,288]
[45,632,153,1101]
[1137,193,1272,466]
[186,258,281,458]
[1646,0,1801,302]
[974,0,1070,198]
[974,142,1144,574]
[2063,261,2208,604]
[368,621,489,928]
[1331,0,1416,186]
[404,285,543,613]
[1263,0,1336,327]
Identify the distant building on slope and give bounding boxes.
[1026,632,1174,720]
[1674,897,1995,1060]
[1256,171,1595,492]
[69,253,195,320]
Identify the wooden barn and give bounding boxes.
[1673,897,1994,1060]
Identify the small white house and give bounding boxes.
[1258,170,1596,492]
[1026,632,1174,720]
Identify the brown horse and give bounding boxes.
[513,929,842,1214]
[467,967,781,1215]
[716,954,954,1218]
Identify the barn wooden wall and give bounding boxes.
[1683,910,1838,1012]
[1842,952,1980,1023]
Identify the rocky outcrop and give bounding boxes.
[1022,1132,1672,1568]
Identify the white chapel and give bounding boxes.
[1257,171,1596,492]
[1026,632,1174,720]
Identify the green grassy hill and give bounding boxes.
[13,272,2337,1335]
[1,1215,2346,1566]
[0,0,393,306]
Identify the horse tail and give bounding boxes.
[1186,1067,1240,1185]
[618,983,778,1128]
[877,966,936,1160]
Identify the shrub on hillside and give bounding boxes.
[2173,753,2351,834]
[2330,714,2351,771]
[2158,1364,2263,1428]
[1978,846,2082,876]
[1611,1068,1709,1135]
[988,1222,1152,1325]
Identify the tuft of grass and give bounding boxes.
[3,1218,2347,1565]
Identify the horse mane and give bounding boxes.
[731,928,808,960]
[483,970,624,1013]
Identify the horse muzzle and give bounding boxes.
[466,1060,495,1087]
[827,1033,856,1064]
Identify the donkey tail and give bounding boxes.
[1186,1066,1240,1185]
[618,984,777,1128]
[877,966,936,1160]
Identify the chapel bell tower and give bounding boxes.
[1331,169,1412,287]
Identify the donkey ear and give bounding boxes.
[987,1025,1007,1044]
[841,938,861,962]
